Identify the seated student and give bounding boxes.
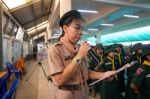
[131,44,150,99]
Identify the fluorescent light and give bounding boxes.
[88,28,99,31]
[101,23,114,26]
[50,36,60,39]
[77,10,98,13]
[56,30,61,34]
[27,21,48,32]
[123,15,140,18]
[27,24,47,34]
[54,33,61,36]
[36,21,48,27]
[27,21,48,34]
[83,31,88,35]
[38,32,45,37]
[33,32,45,40]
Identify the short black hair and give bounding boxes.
[58,10,85,41]
[59,10,85,27]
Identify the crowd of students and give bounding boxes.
[88,43,150,99]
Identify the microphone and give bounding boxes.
[88,49,100,63]
[82,41,100,63]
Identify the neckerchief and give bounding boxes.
[107,57,118,80]
[143,60,150,66]
[116,53,122,65]
[137,56,142,64]
[98,54,103,63]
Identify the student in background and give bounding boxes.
[100,45,120,99]
[131,44,150,99]
[126,43,143,99]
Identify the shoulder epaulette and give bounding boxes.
[53,41,63,46]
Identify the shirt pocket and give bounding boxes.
[63,55,74,67]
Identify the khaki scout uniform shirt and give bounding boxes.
[48,41,89,99]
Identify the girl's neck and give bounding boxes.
[60,37,77,54]
[62,36,75,46]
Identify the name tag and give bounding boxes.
[146,74,150,78]
[105,62,111,65]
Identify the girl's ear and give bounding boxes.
[63,25,68,33]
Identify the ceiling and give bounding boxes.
[2,0,150,44]
[71,0,150,44]
[52,0,150,36]
[1,0,53,42]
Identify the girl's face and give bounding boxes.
[146,54,150,61]
[63,19,84,44]
[137,49,142,54]
[116,47,121,53]
[108,51,115,58]
[96,48,104,55]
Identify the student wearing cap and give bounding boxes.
[99,45,120,99]
[114,44,127,99]
[95,43,104,71]
[48,10,115,99]
[130,44,150,99]
[90,43,104,99]
[89,43,104,71]
[114,44,127,66]
[88,45,98,71]
[126,43,143,99]
[87,45,97,95]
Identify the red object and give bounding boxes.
[136,68,143,75]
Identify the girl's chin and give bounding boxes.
[72,40,79,44]
[76,37,81,41]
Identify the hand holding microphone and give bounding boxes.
[76,41,91,59]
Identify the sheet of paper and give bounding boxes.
[89,61,136,86]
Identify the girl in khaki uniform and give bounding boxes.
[48,10,115,99]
